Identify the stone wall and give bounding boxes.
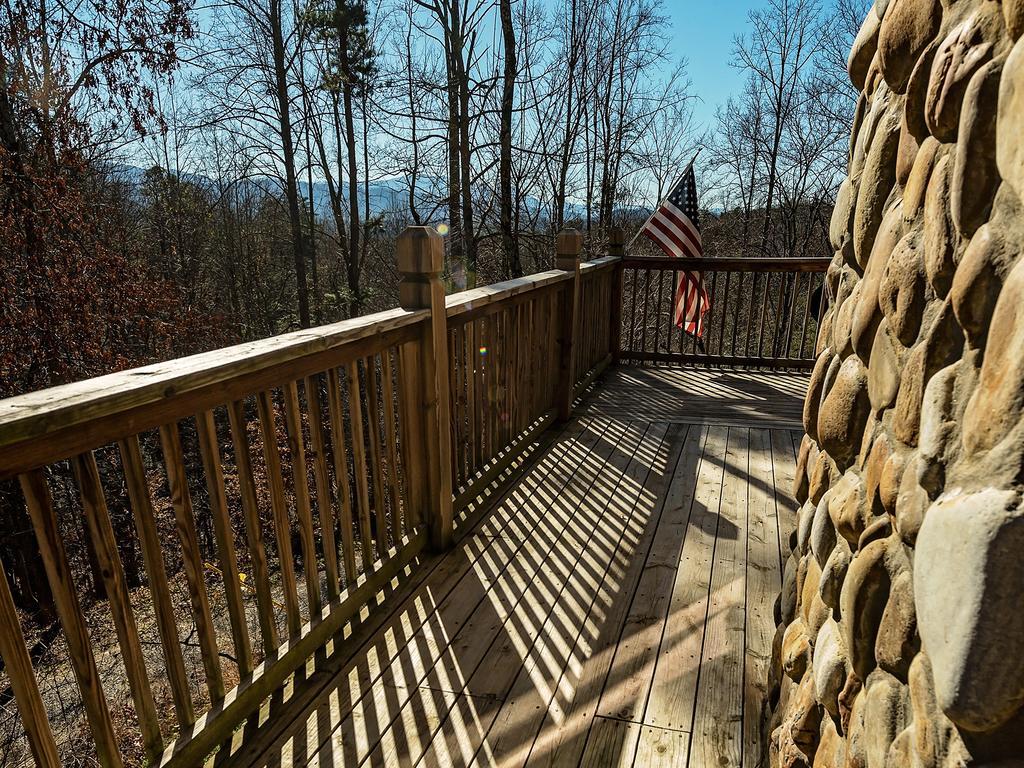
[767,0,1024,764]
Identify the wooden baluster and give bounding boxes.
[281,382,322,615]
[346,359,376,568]
[653,268,666,355]
[363,356,390,552]
[225,402,279,651]
[784,272,801,362]
[772,271,788,361]
[451,326,464,488]
[72,451,162,760]
[396,341,426,531]
[718,269,731,358]
[396,226,454,551]
[555,227,582,420]
[797,274,814,360]
[731,271,744,355]
[638,268,652,357]
[0,567,60,767]
[326,368,358,581]
[489,309,501,449]
[195,411,254,676]
[304,376,340,601]
[159,423,225,701]
[744,271,759,358]
[626,268,639,356]
[480,317,492,462]
[19,469,123,768]
[380,351,403,542]
[609,228,624,362]
[255,391,302,635]
[675,270,686,356]
[756,268,771,358]
[466,319,479,476]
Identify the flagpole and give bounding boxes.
[626,147,703,252]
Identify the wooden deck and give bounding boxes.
[216,367,805,768]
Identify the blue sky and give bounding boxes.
[665,0,763,131]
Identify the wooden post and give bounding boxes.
[397,226,454,551]
[554,227,583,422]
[608,226,625,362]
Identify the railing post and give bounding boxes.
[554,227,583,422]
[608,227,625,362]
[397,226,453,551]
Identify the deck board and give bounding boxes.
[221,366,807,768]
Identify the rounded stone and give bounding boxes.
[813,618,847,717]
[878,232,927,346]
[863,670,912,768]
[829,470,871,546]
[811,493,838,569]
[820,536,853,610]
[895,455,930,544]
[814,716,847,768]
[918,361,959,471]
[923,153,958,298]
[853,200,906,363]
[951,222,1014,349]
[783,619,813,681]
[798,500,817,556]
[902,136,940,221]
[831,179,858,252]
[832,282,860,358]
[878,448,907,516]
[850,7,883,91]
[914,488,1024,730]
[810,450,838,506]
[840,539,893,680]
[925,5,1005,142]
[997,37,1024,198]
[952,58,1003,237]
[783,553,800,625]
[868,320,903,411]
[804,349,835,442]
[1007,0,1024,40]
[818,356,871,468]
[853,102,902,268]
[795,435,813,504]
[877,0,941,92]
[875,571,919,680]
[962,256,1024,454]
[908,654,973,768]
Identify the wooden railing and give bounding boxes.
[0,226,616,768]
[619,256,830,369]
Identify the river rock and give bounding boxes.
[783,619,813,681]
[952,58,1003,238]
[902,136,940,220]
[830,470,871,546]
[820,536,853,610]
[811,493,838,569]
[868,320,904,412]
[925,4,1005,142]
[923,153,958,297]
[895,455,930,543]
[840,538,894,679]
[951,222,1015,349]
[1007,0,1024,39]
[962,256,1024,454]
[918,361,960,476]
[878,231,927,345]
[818,356,871,467]
[814,618,847,717]
[997,36,1024,197]
[878,0,941,92]
[863,670,912,768]
[809,450,838,505]
[875,570,919,680]
[804,350,835,441]
[915,488,1024,730]
[853,102,902,268]
[850,7,884,91]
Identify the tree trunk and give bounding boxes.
[499,0,520,277]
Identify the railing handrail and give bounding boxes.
[0,306,430,478]
[621,255,830,272]
[445,269,573,318]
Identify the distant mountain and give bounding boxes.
[103,162,651,224]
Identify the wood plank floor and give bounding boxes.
[218,366,806,768]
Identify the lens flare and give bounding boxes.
[436,222,450,236]
[479,346,488,356]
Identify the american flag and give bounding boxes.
[639,164,710,338]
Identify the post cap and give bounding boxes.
[397,226,444,276]
[556,228,584,258]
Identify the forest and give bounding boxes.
[1,0,863,762]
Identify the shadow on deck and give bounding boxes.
[212,367,805,768]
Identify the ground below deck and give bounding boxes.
[217,366,806,768]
